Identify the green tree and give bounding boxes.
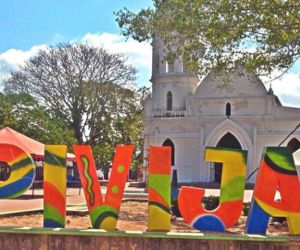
[4,43,136,144]
[4,43,147,166]
[0,92,76,147]
[92,86,148,168]
[113,86,148,168]
[116,0,300,79]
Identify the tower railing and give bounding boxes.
[152,110,186,118]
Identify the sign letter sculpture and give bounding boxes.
[73,145,134,230]
[245,147,300,235]
[178,147,247,231]
[148,146,171,231]
[43,145,67,228]
[0,144,35,199]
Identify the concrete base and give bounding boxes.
[0,227,299,250]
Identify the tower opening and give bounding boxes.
[166,53,175,73]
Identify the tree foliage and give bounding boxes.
[116,0,300,79]
[0,92,76,147]
[91,86,147,167]
[4,43,146,167]
[4,43,136,144]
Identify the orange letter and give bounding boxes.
[73,145,134,230]
[178,147,247,231]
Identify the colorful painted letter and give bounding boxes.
[148,146,171,231]
[0,144,35,199]
[178,147,247,231]
[245,147,300,235]
[73,144,134,230]
[43,145,67,228]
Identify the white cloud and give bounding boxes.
[0,32,152,86]
[262,71,300,107]
[0,44,47,84]
[80,32,152,85]
[81,32,152,72]
[2,32,298,104]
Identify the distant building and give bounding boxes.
[143,36,300,184]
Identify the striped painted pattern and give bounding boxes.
[148,146,171,231]
[0,144,35,199]
[179,147,247,232]
[246,147,300,235]
[43,145,67,228]
[73,145,134,230]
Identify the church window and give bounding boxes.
[167,91,173,111]
[162,139,175,166]
[226,103,231,118]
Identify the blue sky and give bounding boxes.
[1,0,300,107]
[0,0,153,86]
[0,0,152,51]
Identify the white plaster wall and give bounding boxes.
[195,70,268,98]
[145,38,300,184]
[152,82,190,111]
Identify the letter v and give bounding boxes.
[73,145,134,230]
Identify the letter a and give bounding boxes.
[246,147,300,235]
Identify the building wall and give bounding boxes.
[144,38,300,184]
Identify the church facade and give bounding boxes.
[143,37,300,184]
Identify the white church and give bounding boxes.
[143,36,300,184]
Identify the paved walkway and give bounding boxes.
[0,183,254,214]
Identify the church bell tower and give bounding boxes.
[149,35,199,116]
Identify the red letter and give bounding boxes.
[73,145,134,229]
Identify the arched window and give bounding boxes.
[163,139,175,166]
[167,91,173,111]
[287,137,300,153]
[226,103,231,118]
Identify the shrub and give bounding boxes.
[171,199,182,217]
[202,196,220,210]
[243,202,250,216]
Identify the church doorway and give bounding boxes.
[162,139,175,166]
[214,132,242,183]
